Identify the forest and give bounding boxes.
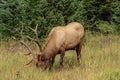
[0,0,120,39]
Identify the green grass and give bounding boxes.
[0,34,120,80]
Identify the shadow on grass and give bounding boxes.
[52,52,82,71]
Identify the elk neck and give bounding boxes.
[41,40,58,59]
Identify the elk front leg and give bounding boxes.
[76,41,82,65]
[49,56,55,70]
[60,51,65,70]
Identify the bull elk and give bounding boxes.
[20,22,84,70]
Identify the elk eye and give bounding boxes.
[41,55,45,61]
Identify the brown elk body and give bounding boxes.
[37,22,84,70]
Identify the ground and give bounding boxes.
[0,34,120,80]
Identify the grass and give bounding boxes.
[0,34,120,80]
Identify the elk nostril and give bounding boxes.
[36,62,39,67]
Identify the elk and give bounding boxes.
[20,22,84,70]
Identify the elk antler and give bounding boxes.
[28,24,42,52]
[20,24,37,66]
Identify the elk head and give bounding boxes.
[36,54,49,70]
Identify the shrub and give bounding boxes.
[96,21,115,34]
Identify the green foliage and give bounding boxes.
[80,0,112,29]
[0,0,120,39]
[96,21,114,34]
[112,0,120,34]
[0,0,25,38]
[101,70,120,80]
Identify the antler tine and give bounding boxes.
[29,24,42,51]
[26,35,42,51]
[20,24,33,55]
[35,24,38,34]
[26,36,34,41]
[20,40,32,55]
[29,24,38,37]
[20,23,24,38]
[35,24,39,40]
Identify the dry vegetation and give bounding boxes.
[0,34,120,80]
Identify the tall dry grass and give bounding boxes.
[0,34,120,80]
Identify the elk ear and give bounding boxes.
[41,55,45,61]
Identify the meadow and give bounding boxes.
[0,34,120,80]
